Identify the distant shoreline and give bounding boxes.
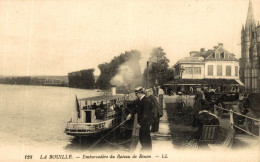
[0,83,68,88]
[0,75,69,87]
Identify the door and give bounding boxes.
[86,111,91,123]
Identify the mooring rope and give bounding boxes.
[98,117,135,146]
[100,132,133,146]
[88,118,131,149]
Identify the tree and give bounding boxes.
[68,69,95,89]
[81,69,95,89]
[143,47,173,87]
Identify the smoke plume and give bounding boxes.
[110,53,142,89]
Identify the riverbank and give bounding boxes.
[164,101,227,149]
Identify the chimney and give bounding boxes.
[218,43,223,47]
[111,86,116,95]
[200,48,205,52]
[190,51,198,57]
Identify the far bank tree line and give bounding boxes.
[0,77,68,86]
[68,47,174,90]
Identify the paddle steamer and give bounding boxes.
[64,87,126,137]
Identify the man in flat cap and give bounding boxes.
[127,87,154,151]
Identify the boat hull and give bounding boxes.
[64,118,120,137]
[64,127,113,137]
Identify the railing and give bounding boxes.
[103,90,112,95]
[214,105,260,139]
[66,122,106,133]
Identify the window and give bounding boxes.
[208,65,213,76]
[215,53,219,59]
[217,65,222,76]
[224,53,228,59]
[235,66,238,76]
[193,67,201,74]
[185,67,192,74]
[226,66,231,76]
[220,52,224,59]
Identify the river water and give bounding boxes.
[0,84,106,158]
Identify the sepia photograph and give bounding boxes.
[0,0,260,161]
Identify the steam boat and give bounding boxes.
[64,87,126,137]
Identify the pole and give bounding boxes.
[230,110,234,130]
[147,61,149,88]
[130,114,139,150]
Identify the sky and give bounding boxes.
[0,0,260,76]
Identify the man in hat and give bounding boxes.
[145,88,162,132]
[127,87,154,151]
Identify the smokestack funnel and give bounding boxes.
[111,86,116,95]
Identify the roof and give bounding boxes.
[178,57,204,63]
[193,50,214,59]
[165,79,242,86]
[194,47,238,61]
[79,94,124,101]
[174,44,239,67]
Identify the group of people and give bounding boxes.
[126,86,164,152]
[126,85,249,151]
[189,87,220,141]
[127,85,221,151]
[94,101,106,120]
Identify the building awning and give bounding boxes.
[164,79,244,86]
[235,79,244,86]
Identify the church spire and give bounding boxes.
[245,0,256,29]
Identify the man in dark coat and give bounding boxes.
[127,87,154,151]
[146,88,161,132]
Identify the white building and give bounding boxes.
[174,43,240,81]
